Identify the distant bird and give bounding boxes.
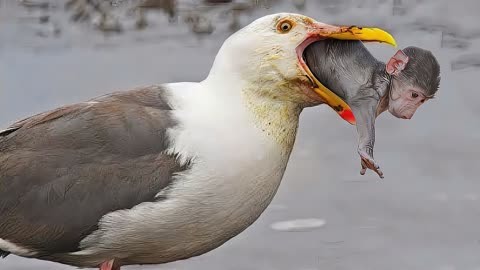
[0,13,395,270]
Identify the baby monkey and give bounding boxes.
[304,40,440,178]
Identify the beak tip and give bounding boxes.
[388,36,397,47]
[389,38,398,48]
[339,109,356,125]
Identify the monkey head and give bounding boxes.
[385,46,440,119]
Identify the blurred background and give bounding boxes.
[1,0,480,269]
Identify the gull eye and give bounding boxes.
[277,20,293,33]
[411,92,419,98]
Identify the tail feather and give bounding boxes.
[0,127,19,137]
[0,249,10,258]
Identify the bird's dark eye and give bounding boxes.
[411,92,419,98]
[277,20,293,33]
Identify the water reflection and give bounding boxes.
[5,0,480,71]
[0,1,436,36]
[6,0,272,37]
[2,0,479,52]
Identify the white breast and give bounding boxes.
[73,81,298,265]
[159,80,293,238]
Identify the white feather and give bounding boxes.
[0,238,36,257]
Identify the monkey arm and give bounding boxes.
[350,97,384,179]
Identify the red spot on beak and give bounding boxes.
[340,109,356,125]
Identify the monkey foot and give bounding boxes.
[358,149,384,179]
[99,259,120,270]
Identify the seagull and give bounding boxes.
[0,13,395,270]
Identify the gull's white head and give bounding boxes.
[206,13,397,124]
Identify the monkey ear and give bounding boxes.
[386,50,409,76]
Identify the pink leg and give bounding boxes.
[99,259,120,270]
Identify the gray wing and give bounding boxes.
[0,85,187,256]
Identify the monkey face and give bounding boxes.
[388,79,429,119]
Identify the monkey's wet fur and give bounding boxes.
[304,40,440,178]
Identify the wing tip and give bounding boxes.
[0,249,10,258]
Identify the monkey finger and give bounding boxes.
[360,160,367,174]
[360,156,383,178]
[360,156,375,170]
[365,160,383,178]
[373,167,384,179]
[368,159,384,179]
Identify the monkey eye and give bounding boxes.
[411,92,419,98]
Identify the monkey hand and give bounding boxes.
[358,148,384,179]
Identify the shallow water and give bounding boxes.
[1,0,480,269]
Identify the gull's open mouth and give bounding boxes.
[295,25,397,125]
[296,36,356,124]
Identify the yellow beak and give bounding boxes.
[328,26,397,47]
